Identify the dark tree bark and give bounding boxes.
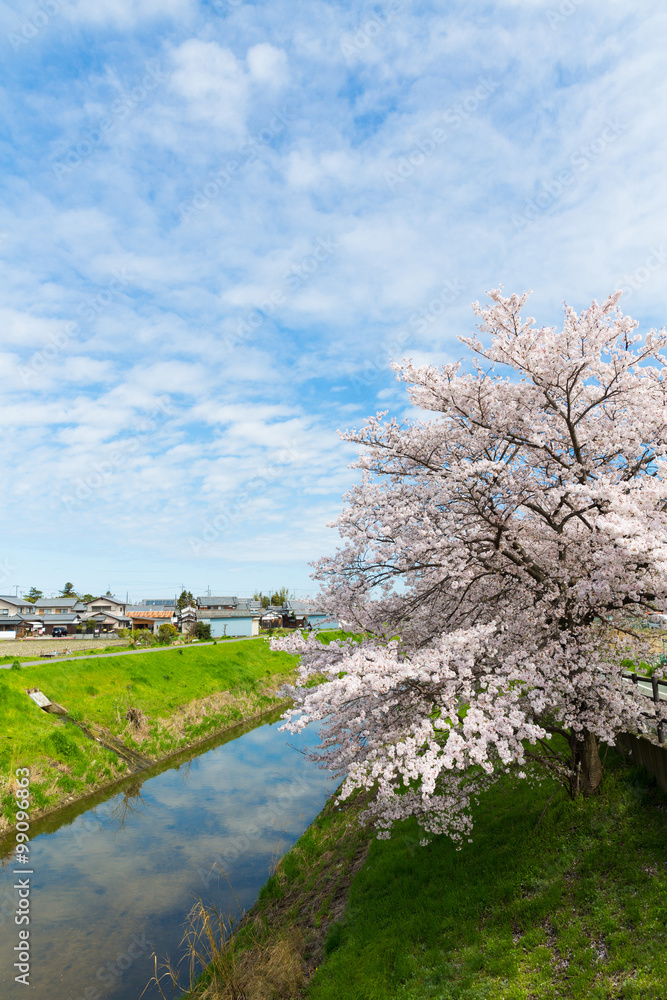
[569,729,604,798]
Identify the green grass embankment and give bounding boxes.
[189,750,667,1000]
[0,638,297,832]
[308,755,667,1000]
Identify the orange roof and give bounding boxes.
[127,610,173,619]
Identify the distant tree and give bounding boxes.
[270,586,290,606]
[23,587,43,604]
[157,623,179,644]
[131,628,157,647]
[105,589,114,597]
[254,591,272,609]
[177,589,196,610]
[80,594,94,604]
[60,582,77,598]
[193,621,212,641]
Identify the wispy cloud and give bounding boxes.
[1,0,666,594]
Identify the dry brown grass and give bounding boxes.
[160,690,251,739]
[120,707,152,745]
[158,678,288,742]
[228,933,305,1000]
[144,795,371,1000]
[7,758,70,797]
[146,895,306,1000]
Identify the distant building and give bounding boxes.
[259,608,282,629]
[126,606,176,634]
[196,596,239,610]
[25,598,88,615]
[195,609,261,637]
[0,595,34,617]
[0,590,338,641]
[86,596,128,616]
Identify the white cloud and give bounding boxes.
[2,1,667,594]
[247,43,289,88]
[169,40,248,132]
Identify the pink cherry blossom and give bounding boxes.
[274,290,667,845]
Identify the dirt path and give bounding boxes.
[1,636,257,669]
[0,637,128,658]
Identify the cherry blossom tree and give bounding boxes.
[275,290,667,845]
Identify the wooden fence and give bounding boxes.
[618,671,667,791]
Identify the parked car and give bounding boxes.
[52,626,68,638]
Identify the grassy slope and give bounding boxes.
[202,751,667,1000]
[180,751,666,1000]
[305,752,667,1000]
[0,638,296,830]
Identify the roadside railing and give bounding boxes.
[622,671,667,744]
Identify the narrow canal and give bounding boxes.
[0,710,335,998]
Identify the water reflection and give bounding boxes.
[0,716,334,999]
[107,780,148,832]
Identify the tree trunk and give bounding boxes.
[569,729,603,798]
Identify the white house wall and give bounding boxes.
[202,617,257,637]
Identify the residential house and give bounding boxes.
[126,605,176,634]
[83,596,131,632]
[86,595,128,616]
[27,612,84,636]
[236,598,262,612]
[0,595,34,618]
[0,594,86,637]
[178,605,198,633]
[84,611,130,633]
[0,596,80,638]
[196,596,240,611]
[195,609,261,637]
[0,612,29,639]
[280,600,338,630]
[32,598,87,615]
[259,608,282,629]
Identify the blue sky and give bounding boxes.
[1,0,666,601]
